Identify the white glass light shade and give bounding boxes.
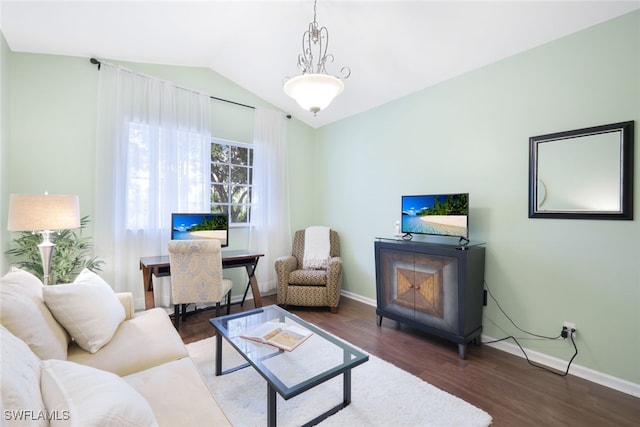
[284,74,344,114]
[7,194,81,232]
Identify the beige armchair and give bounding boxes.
[168,239,232,330]
[274,229,342,313]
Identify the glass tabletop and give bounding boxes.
[210,305,369,400]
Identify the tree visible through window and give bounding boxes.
[210,138,253,224]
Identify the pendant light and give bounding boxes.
[284,0,351,115]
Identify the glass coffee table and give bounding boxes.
[209,305,369,427]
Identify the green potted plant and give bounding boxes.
[5,215,104,284]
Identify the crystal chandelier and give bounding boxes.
[284,0,351,115]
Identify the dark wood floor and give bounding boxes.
[177,295,640,427]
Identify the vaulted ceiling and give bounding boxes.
[2,1,638,128]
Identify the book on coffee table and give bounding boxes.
[241,321,313,351]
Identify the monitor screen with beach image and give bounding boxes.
[401,194,468,238]
[171,213,229,247]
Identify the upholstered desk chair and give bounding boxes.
[274,228,342,313]
[168,239,232,330]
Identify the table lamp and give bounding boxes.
[7,193,81,285]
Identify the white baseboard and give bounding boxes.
[482,335,640,398]
[341,290,377,306]
[338,292,640,398]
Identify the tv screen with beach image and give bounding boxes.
[171,213,229,247]
[401,194,468,238]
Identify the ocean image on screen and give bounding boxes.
[401,194,468,237]
[172,214,228,245]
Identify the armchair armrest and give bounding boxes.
[274,255,297,275]
[328,256,342,268]
[274,255,298,305]
[327,256,343,283]
[326,257,343,308]
[116,292,135,320]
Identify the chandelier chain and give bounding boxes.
[313,0,318,25]
[293,0,350,79]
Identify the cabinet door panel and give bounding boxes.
[378,248,413,309]
[413,253,458,333]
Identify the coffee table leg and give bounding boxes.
[343,369,352,404]
[267,384,277,427]
[215,333,223,376]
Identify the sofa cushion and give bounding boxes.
[0,325,48,427]
[67,308,188,376]
[124,357,232,426]
[0,267,70,360]
[41,359,158,427]
[43,269,125,354]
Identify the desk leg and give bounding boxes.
[141,263,150,293]
[248,271,262,308]
[240,257,262,308]
[140,263,155,310]
[145,288,155,310]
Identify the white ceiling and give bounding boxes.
[1,1,639,128]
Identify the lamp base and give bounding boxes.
[37,231,56,285]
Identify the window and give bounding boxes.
[210,138,253,224]
[125,122,211,231]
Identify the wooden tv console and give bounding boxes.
[374,238,485,359]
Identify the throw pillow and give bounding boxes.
[43,269,125,354]
[1,325,48,427]
[40,359,158,427]
[0,267,70,360]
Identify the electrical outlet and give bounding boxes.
[563,322,577,339]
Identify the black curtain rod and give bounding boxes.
[90,57,102,69]
[90,58,291,119]
[209,95,254,111]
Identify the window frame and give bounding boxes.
[210,137,254,226]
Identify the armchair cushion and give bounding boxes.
[289,269,328,285]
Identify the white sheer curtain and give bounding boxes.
[94,63,211,309]
[249,107,291,293]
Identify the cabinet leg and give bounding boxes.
[377,315,383,327]
[458,343,467,359]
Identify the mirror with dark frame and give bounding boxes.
[528,121,634,220]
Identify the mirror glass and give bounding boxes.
[529,121,634,220]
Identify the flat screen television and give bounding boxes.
[401,193,469,240]
[171,213,229,247]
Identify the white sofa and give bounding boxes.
[0,267,231,426]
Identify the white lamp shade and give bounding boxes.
[7,194,81,232]
[284,73,344,113]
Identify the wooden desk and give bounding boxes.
[140,251,264,310]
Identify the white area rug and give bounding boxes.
[186,337,492,426]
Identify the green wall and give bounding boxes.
[315,11,640,384]
[0,32,9,275]
[2,11,639,388]
[2,53,317,299]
